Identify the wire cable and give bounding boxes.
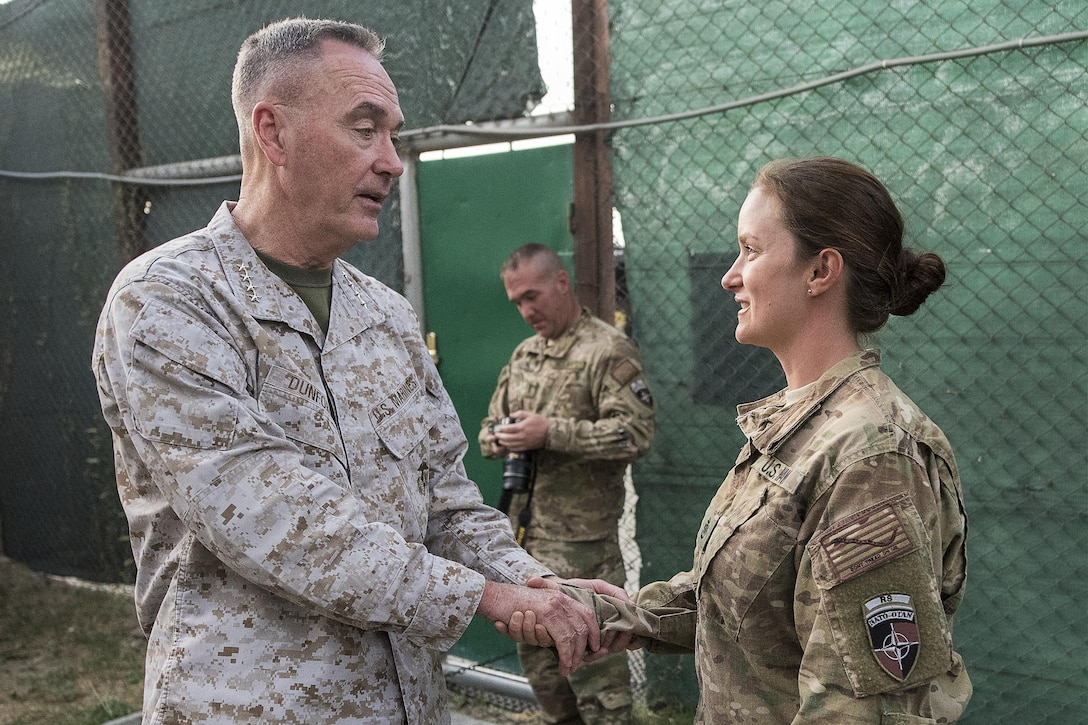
[402,29,1088,139]
[0,168,241,186]
[2,29,1084,186]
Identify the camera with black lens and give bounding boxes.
[493,417,536,513]
[502,450,535,494]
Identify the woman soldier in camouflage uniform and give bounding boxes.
[507,157,972,724]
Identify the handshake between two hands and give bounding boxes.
[478,576,645,677]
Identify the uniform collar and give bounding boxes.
[737,349,882,453]
[211,202,383,348]
[528,308,592,358]
[326,264,384,350]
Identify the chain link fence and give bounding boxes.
[608,1,1087,722]
[1,0,1085,722]
[0,0,547,575]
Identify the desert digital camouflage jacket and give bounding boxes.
[92,202,551,724]
[619,350,971,723]
[479,310,655,542]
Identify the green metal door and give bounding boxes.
[416,142,574,672]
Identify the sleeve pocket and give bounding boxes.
[808,494,954,697]
[126,300,244,451]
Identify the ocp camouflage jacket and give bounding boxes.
[606,350,971,723]
[480,310,655,542]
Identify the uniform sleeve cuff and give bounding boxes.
[403,562,486,650]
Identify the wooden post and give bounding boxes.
[570,0,615,323]
[94,0,146,265]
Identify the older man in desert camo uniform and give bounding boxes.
[91,18,617,724]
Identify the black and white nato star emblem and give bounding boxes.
[864,593,920,681]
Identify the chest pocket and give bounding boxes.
[697,454,803,642]
[368,374,430,460]
[258,365,342,459]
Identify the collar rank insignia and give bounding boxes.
[864,593,920,681]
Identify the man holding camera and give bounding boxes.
[480,244,655,724]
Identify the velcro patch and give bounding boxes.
[864,593,920,681]
[815,494,918,585]
[756,455,792,487]
[610,358,640,386]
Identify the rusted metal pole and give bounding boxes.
[94,0,146,265]
[570,0,615,323]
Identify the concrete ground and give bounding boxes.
[453,713,502,725]
[108,712,499,724]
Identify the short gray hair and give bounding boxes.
[501,243,566,278]
[231,17,385,149]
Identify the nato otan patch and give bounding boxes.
[864,593,920,681]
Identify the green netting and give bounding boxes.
[0,0,542,580]
[611,1,1087,721]
[1,0,1085,721]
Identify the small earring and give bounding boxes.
[807,289,812,294]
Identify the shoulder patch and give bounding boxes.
[814,493,919,585]
[864,593,920,681]
[630,378,653,407]
[610,358,640,386]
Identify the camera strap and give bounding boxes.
[513,463,537,547]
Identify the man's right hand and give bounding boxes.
[477,580,601,676]
[495,577,643,657]
[494,411,549,452]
